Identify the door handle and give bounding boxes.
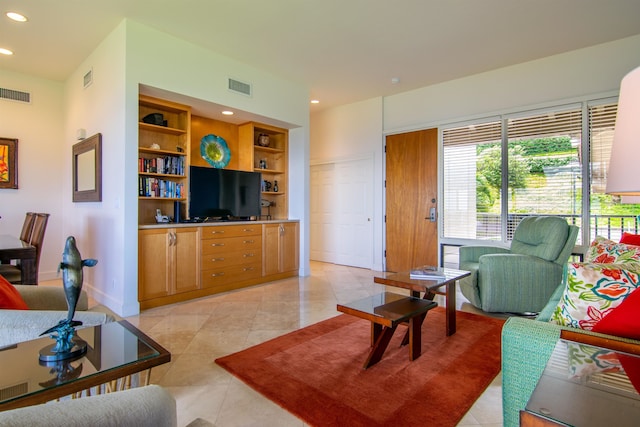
[429,207,436,222]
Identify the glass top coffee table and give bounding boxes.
[523,338,640,426]
[374,268,470,336]
[337,292,438,369]
[0,320,170,411]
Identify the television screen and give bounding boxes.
[189,166,261,220]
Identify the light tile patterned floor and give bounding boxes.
[114,261,504,426]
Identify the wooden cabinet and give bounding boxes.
[239,122,288,220]
[201,224,262,292]
[520,411,560,426]
[263,222,299,279]
[138,220,299,309]
[138,95,191,224]
[138,227,201,308]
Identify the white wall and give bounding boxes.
[0,70,65,280]
[384,35,640,132]
[62,23,129,313]
[310,34,640,270]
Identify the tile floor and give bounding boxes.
[105,261,505,426]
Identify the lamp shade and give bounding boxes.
[606,65,640,195]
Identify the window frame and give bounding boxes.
[439,96,620,255]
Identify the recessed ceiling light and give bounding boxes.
[222,110,234,116]
[391,77,400,84]
[310,99,320,104]
[6,12,28,22]
[0,48,14,56]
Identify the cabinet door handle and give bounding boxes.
[210,230,225,234]
[243,253,255,258]
[211,272,225,277]
[243,228,254,232]
[211,257,225,262]
[243,239,254,244]
[243,267,255,272]
[211,243,225,247]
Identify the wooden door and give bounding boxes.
[173,227,201,294]
[138,229,171,301]
[280,222,299,273]
[385,128,439,272]
[263,223,280,276]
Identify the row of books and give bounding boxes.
[139,176,184,198]
[139,156,185,176]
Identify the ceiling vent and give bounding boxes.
[0,87,31,104]
[83,68,93,88]
[228,78,252,97]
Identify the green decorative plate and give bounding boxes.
[200,134,231,168]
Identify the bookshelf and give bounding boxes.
[239,122,288,220]
[138,95,191,224]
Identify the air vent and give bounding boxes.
[0,87,31,103]
[228,78,252,96]
[83,68,93,88]
[0,382,27,400]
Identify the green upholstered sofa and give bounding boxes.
[501,278,640,427]
[460,216,579,313]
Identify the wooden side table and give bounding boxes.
[521,338,640,426]
[337,292,437,369]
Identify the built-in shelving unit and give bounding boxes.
[240,122,288,220]
[137,94,296,310]
[138,95,191,224]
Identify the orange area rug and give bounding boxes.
[215,307,504,427]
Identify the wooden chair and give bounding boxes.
[1,213,36,265]
[0,213,50,284]
[19,212,37,242]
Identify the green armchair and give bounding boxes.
[458,216,578,313]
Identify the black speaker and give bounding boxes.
[173,201,182,223]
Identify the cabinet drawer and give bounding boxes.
[202,236,262,255]
[201,262,262,288]
[201,224,261,239]
[201,249,261,270]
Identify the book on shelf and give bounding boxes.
[409,265,446,280]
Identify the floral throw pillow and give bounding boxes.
[550,262,640,329]
[585,236,640,264]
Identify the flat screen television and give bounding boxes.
[189,166,261,221]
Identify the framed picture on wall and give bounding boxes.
[0,137,18,189]
[72,133,102,202]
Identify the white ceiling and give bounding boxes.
[2,0,640,111]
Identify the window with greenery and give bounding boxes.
[442,99,640,246]
[505,108,583,242]
[442,120,501,240]
[589,101,640,241]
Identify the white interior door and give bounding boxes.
[310,157,373,268]
[310,163,338,263]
